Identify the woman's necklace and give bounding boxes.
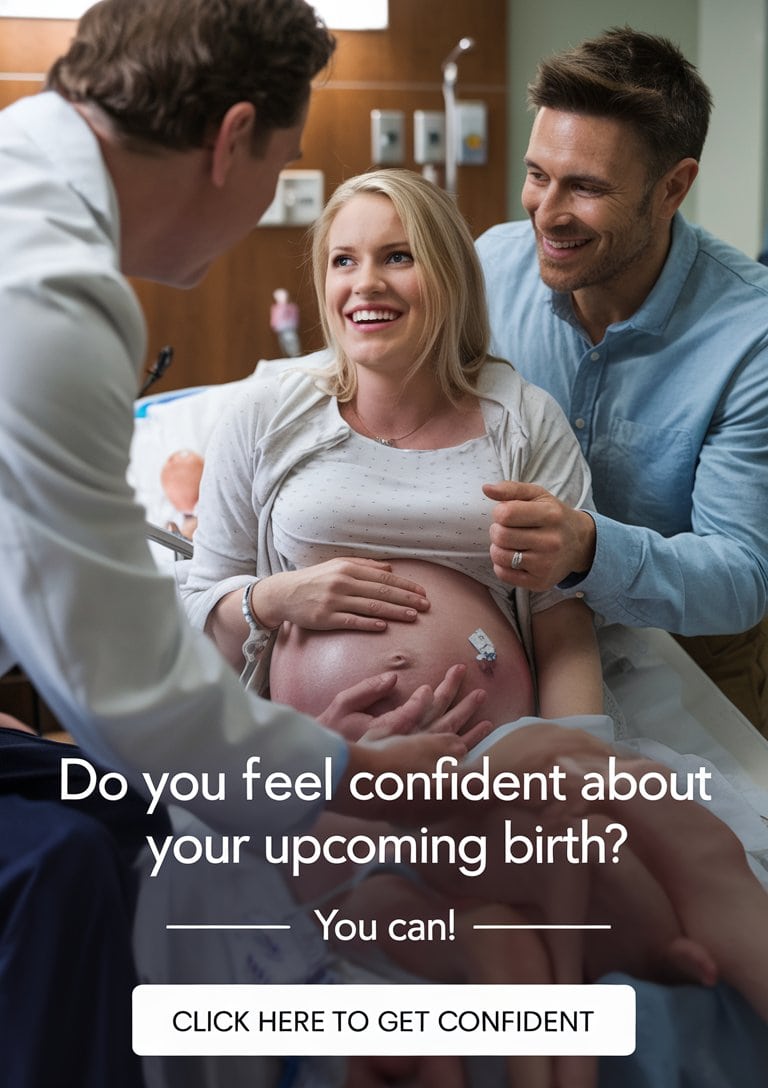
[348,402,435,447]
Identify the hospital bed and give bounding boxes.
[131,360,768,1088]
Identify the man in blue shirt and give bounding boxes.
[477,27,768,731]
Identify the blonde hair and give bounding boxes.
[311,169,491,402]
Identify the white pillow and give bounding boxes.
[129,352,330,565]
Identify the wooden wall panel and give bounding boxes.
[0,77,41,109]
[0,0,507,390]
[0,17,73,69]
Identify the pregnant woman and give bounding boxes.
[181,168,602,725]
[177,169,619,1088]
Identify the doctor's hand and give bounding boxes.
[483,481,596,591]
[249,557,430,632]
[317,663,493,749]
[328,700,500,825]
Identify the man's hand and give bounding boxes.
[483,481,596,591]
[321,664,499,823]
[317,664,492,748]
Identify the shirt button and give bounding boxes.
[575,591,585,598]
[574,418,586,429]
[590,351,600,361]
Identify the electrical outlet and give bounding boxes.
[456,101,488,165]
[371,109,405,164]
[414,110,445,164]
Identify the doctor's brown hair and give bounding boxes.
[46,0,334,154]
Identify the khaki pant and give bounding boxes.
[673,616,768,735]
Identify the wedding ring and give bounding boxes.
[510,550,524,570]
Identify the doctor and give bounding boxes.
[0,3,489,1084]
[477,27,768,731]
[0,0,492,839]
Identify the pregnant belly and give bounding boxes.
[269,559,535,728]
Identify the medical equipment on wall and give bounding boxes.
[455,100,488,165]
[371,109,405,165]
[442,37,475,196]
[259,170,324,227]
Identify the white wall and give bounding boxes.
[505,0,768,257]
[697,0,767,257]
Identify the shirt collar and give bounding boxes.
[10,91,120,249]
[549,213,698,338]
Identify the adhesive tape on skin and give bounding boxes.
[468,627,496,673]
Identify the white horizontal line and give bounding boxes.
[473,924,612,931]
[166,924,291,931]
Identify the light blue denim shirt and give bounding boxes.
[476,213,768,634]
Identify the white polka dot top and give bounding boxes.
[271,429,502,593]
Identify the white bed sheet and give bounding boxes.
[130,371,261,563]
[130,355,329,565]
[599,623,768,887]
[602,623,768,791]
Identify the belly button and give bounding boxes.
[387,651,411,670]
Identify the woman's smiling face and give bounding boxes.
[324,192,425,379]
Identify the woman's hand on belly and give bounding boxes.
[249,557,430,631]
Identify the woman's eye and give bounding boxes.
[387,251,413,265]
[332,255,353,267]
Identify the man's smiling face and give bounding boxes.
[522,107,661,296]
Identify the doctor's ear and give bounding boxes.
[210,102,256,188]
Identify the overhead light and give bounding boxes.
[313,0,388,30]
[1,0,389,27]
[0,0,90,14]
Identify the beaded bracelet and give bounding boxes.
[241,582,273,663]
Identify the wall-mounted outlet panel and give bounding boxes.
[371,109,405,164]
[456,100,488,165]
[414,110,445,164]
[259,169,324,226]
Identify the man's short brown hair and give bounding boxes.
[47,0,335,152]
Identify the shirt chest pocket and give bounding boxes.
[592,416,695,536]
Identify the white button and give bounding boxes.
[574,418,585,429]
[134,983,636,1057]
[590,351,600,361]
[575,591,585,598]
